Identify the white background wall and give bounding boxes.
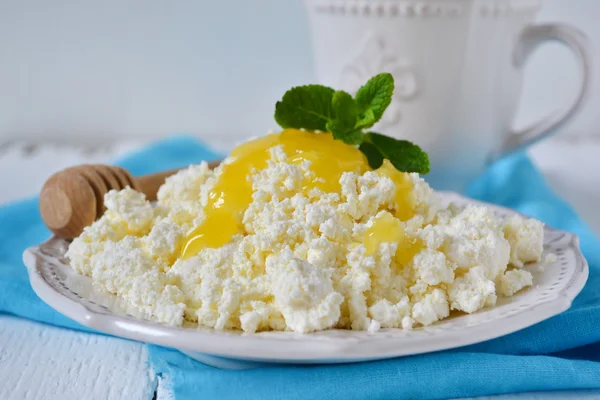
[0,0,598,146]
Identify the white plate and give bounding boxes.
[23,192,588,369]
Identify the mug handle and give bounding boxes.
[495,23,592,159]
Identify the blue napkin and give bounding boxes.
[1,137,599,399]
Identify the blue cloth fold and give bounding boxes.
[1,136,599,399]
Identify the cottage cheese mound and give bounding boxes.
[67,147,546,333]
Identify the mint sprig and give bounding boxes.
[274,73,430,174]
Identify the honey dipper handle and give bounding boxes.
[134,160,222,201]
[134,169,180,201]
[39,160,222,240]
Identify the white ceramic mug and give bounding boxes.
[304,0,591,190]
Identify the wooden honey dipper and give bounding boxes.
[39,162,220,239]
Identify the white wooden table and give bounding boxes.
[1,137,599,400]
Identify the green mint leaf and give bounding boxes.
[355,73,394,127]
[342,129,365,145]
[365,132,430,174]
[332,90,358,128]
[325,120,345,139]
[356,108,376,129]
[359,142,384,168]
[275,84,335,131]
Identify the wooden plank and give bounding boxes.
[0,316,155,400]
